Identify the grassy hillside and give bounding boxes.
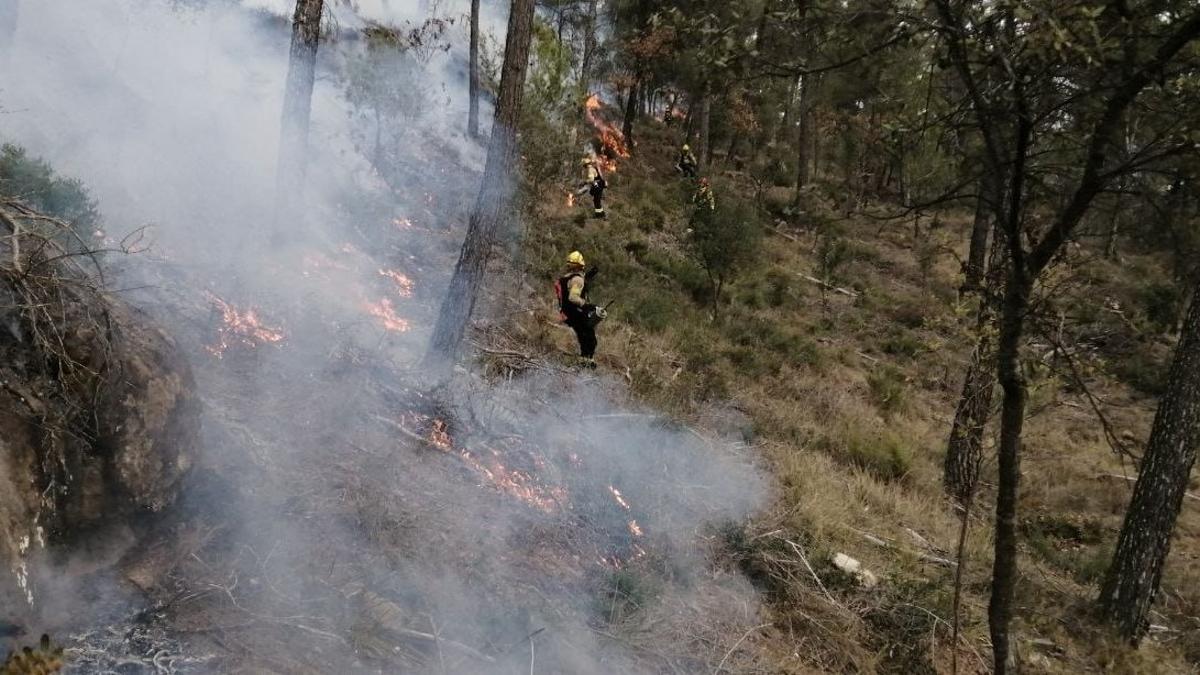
[488,120,1200,673]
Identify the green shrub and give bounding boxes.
[1110,347,1169,396]
[627,291,678,333]
[867,365,907,417]
[881,329,924,359]
[818,426,913,482]
[687,196,764,312]
[0,143,101,241]
[1135,280,1184,334]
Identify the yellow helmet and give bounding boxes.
[682,144,691,151]
[567,251,586,266]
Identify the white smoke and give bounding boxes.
[0,0,771,671]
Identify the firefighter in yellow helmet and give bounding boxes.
[555,250,605,368]
[676,144,698,178]
[693,176,716,211]
[579,156,607,219]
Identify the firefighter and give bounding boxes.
[692,177,716,211]
[556,250,605,368]
[676,144,698,178]
[582,157,607,219]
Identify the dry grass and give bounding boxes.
[504,123,1200,672]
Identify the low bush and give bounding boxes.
[817,425,913,482]
[867,365,907,417]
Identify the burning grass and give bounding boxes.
[204,292,286,358]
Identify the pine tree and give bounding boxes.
[426,0,537,361]
[274,0,325,230]
[1100,281,1200,642]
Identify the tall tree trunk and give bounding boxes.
[775,77,798,145]
[989,271,1030,675]
[426,0,536,361]
[622,72,641,149]
[945,217,1007,500]
[962,173,995,294]
[944,337,993,501]
[697,81,712,170]
[468,0,481,139]
[274,0,325,229]
[1100,280,1200,642]
[579,0,598,92]
[792,74,814,203]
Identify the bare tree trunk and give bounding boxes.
[697,80,712,170]
[1100,280,1200,642]
[274,0,325,230]
[989,271,1030,675]
[962,174,995,294]
[775,76,798,145]
[945,337,992,501]
[792,74,813,203]
[579,0,598,91]
[468,0,481,139]
[426,0,537,361]
[622,72,641,149]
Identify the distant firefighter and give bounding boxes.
[676,144,698,178]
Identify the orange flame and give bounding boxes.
[566,192,576,208]
[584,94,630,173]
[378,269,415,298]
[608,485,632,510]
[421,417,565,513]
[628,520,644,537]
[204,292,286,358]
[393,217,414,230]
[363,297,410,332]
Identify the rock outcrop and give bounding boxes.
[0,200,197,610]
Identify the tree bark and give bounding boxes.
[962,173,995,294]
[579,0,598,91]
[468,0,481,139]
[989,272,1030,675]
[697,80,712,171]
[274,0,325,229]
[426,0,537,362]
[944,336,992,502]
[792,74,813,203]
[622,72,641,149]
[946,217,1006,501]
[1100,280,1200,642]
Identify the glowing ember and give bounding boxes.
[608,485,632,511]
[204,292,286,358]
[363,297,410,333]
[628,520,644,537]
[379,269,414,297]
[417,417,565,513]
[429,419,452,450]
[584,94,631,173]
[392,217,414,230]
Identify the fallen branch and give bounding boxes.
[1094,473,1200,503]
[713,623,771,674]
[785,539,840,607]
[798,272,859,298]
[388,626,495,664]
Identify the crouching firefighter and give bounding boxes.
[556,250,606,368]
